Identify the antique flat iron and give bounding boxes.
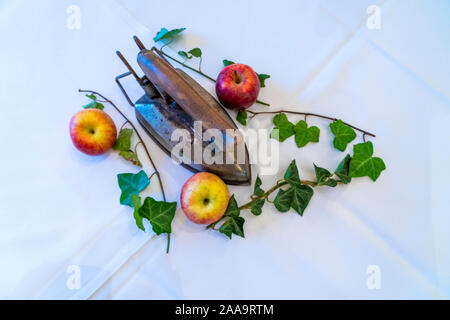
[115,36,251,185]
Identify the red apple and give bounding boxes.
[69,109,117,156]
[181,172,230,224]
[216,63,260,110]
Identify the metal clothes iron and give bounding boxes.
[115,36,251,185]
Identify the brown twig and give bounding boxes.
[246,110,376,138]
[79,89,170,253]
[134,141,142,154]
[119,120,130,132]
[148,171,158,181]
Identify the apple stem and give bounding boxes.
[246,110,376,138]
[159,49,271,107]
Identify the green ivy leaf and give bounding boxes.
[113,128,133,151]
[270,113,295,142]
[248,177,266,216]
[131,195,144,231]
[236,110,247,125]
[314,164,337,187]
[114,129,142,167]
[349,141,386,181]
[219,216,245,239]
[325,180,338,188]
[275,161,314,214]
[224,195,240,218]
[188,48,202,58]
[253,176,265,197]
[257,73,270,88]
[290,185,314,215]
[138,196,177,235]
[83,93,104,109]
[335,154,352,184]
[178,48,202,59]
[117,170,150,207]
[274,187,293,212]
[118,151,142,167]
[294,120,320,148]
[206,196,240,231]
[274,184,314,216]
[82,100,104,110]
[218,195,245,239]
[329,120,357,152]
[153,27,186,42]
[250,199,265,216]
[284,160,301,187]
[178,50,191,59]
[223,59,235,67]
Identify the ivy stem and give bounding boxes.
[246,110,376,138]
[161,50,216,82]
[238,179,317,210]
[166,234,171,254]
[239,180,287,210]
[159,49,271,107]
[79,89,171,252]
[207,179,317,230]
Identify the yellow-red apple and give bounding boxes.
[180,172,230,224]
[215,63,260,110]
[69,109,117,156]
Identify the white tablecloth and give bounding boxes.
[0,0,448,299]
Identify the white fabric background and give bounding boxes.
[0,0,448,299]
